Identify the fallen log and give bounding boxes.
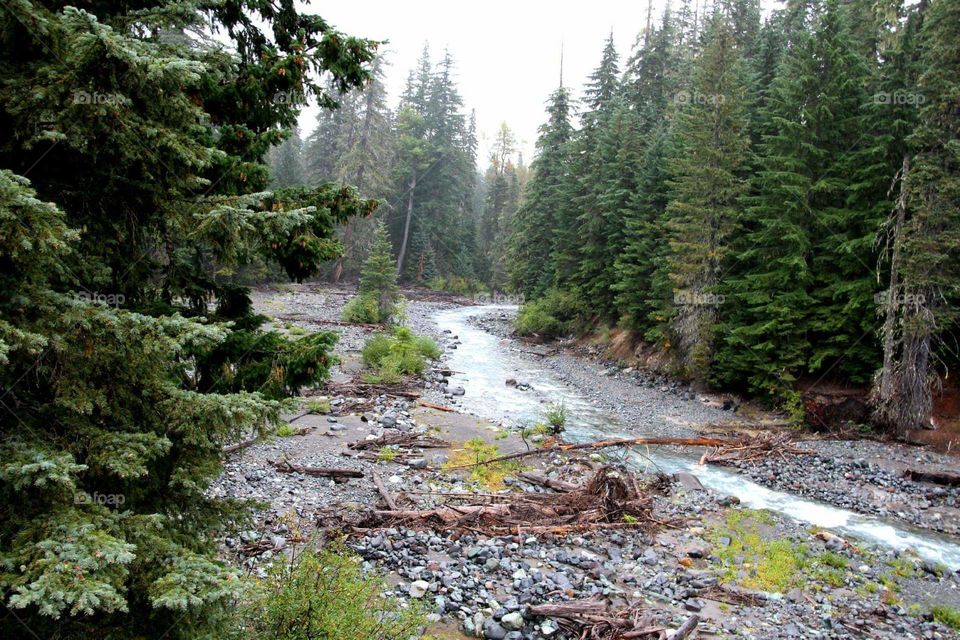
[527,599,609,619]
[446,437,727,469]
[222,436,258,453]
[669,615,699,640]
[372,473,399,510]
[270,458,364,478]
[904,467,960,487]
[517,472,580,492]
[416,399,456,412]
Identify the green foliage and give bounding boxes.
[933,605,960,631]
[426,275,489,295]
[544,402,568,434]
[361,327,440,383]
[445,437,519,489]
[276,424,297,437]
[515,289,584,338]
[250,545,425,640]
[305,399,331,414]
[0,0,378,635]
[344,221,401,324]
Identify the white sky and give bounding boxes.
[298,0,664,165]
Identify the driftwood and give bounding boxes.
[416,399,456,412]
[526,598,676,639]
[348,432,450,451]
[700,432,812,465]
[353,467,657,535]
[326,379,421,399]
[669,615,699,640]
[517,472,580,492]
[904,467,960,487]
[270,457,364,478]
[372,473,399,510]
[222,436,258,453]
[446,437,727,470]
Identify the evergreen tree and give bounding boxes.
[270,125,307,188]
[661,15,751,380]
[508,86,574,297]
[0,2,377,636]
[714,0,888,398]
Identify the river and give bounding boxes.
[434,304,960,570]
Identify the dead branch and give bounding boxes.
[517,472,580,492]
[270,458,364,478]
[700,432,812,465]
[222,436,258,453]
[416,399,456,412]
[348,432,450,451]
[372,473,399,510]
[447,437,727,469]
[669,615,699,640]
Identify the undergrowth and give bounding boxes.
[445,437,521,490]
[361,326,441,384]
[250,543,425,639]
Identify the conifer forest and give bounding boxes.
[1,0,959,639]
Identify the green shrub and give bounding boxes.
[360,327,440,384]
[515,289,584,338]
[342,294,382,323]
[251,545,425,640]
[305,399,331,414]
[933,605,960,631]
[276,423,297,437]
[545,402,568,434]
[426,275,488,295]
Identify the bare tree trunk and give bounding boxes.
[396,173,416,275]
[871,155,934,438]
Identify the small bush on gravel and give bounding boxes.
[342,294,381,323]
[362,327,440,382]
[515,288,585,338]
[545,402,567,434]
[933,605,960,631]
[251,544,425,639]
[305,399,331,414]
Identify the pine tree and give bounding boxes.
[660,15,751,380]
[270,125,307,188]
[714,0,888,398]
[0,2,377,636]
[508,86,574,297]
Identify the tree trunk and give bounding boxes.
[871,155,934,438]
[396,173,416,275]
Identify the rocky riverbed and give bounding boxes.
[212,285,960,639]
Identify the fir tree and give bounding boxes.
[0,1,377,636]
[661,15,751,380]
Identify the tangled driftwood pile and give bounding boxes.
[323,467,663,536]
[527,598,699,640]
[699,432,812,465]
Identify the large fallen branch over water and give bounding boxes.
[445,437,727,469]
[699,431,812,465]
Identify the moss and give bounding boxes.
[886,556,919,578]
[376,446,399,462]
[707,510,809,593]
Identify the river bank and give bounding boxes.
[211,284,960,639]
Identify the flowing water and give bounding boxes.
[434,305,960,570]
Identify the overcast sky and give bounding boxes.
[297,0,676,165]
